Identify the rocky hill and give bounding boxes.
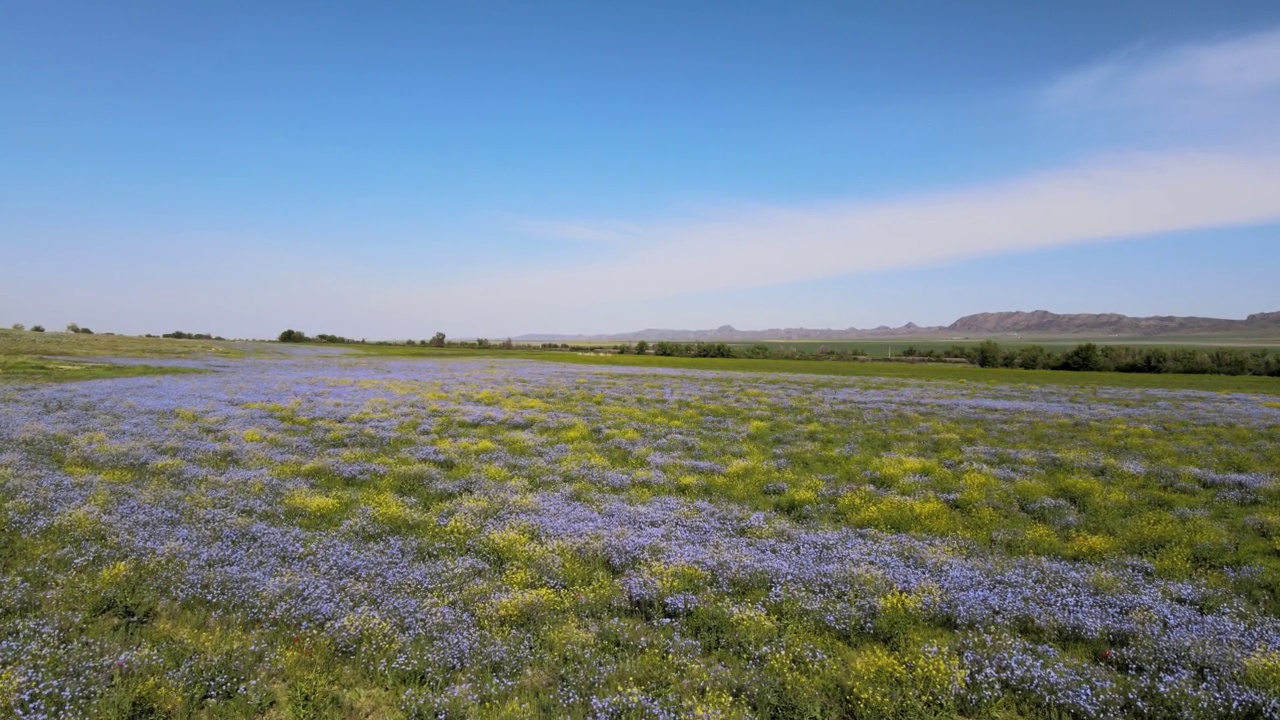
[948,311,1242,336]
[516,322,944,343]
[515,310,1280,342]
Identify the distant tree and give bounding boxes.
[428,332,446,348]
[278,329,308,343]
[1059,343,1105,372]
[617,343,632,354]
[66,322,80,334]
[500,338,515,350]
[634,340,649,355]
[10,323,24,331]
[476,338,491,349]
[973,340,1003,368]
[77,327,93,335]
[30,325,45,332]
[406,339,417,346]
[1014,345,1051,370]
[691,342,733,359]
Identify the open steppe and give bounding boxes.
[2,332,1279,718]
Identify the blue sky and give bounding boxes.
[3,2,1279,338]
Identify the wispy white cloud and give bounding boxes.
[1042,27,1280,131]
[412,149,1280,328]
[428,31,1280,330]
[512,219,643,244]
[14,30,1278,338]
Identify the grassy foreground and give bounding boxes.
[3,352,1279,718]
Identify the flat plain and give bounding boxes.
[2,333,1279,719]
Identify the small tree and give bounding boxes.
[476,338,491,349]
[973,340,1003,368]
[500,338,515,350]
[1059,343,1104,372]
[428,332,446,348]
[66,322,81,334]
[278,329,308,343]
[31,325,45,332]
[10,323,24,331]
[634,340,649,355]
[1014,345,1050,370]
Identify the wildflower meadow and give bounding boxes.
[2,352,1279,719]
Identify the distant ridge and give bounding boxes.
[514,310,1280,342]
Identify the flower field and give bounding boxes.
[2,355,1280,719]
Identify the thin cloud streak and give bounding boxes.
[1042,27,1280,127]
[513,219,643,244]
[408,150,1280,325]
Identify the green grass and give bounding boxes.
[4,339,1280,717]
[0,356,206,383]
[351,344,1280,395]
[0,328,247,359]
[9,328,1274,394]
[0,329,234,382]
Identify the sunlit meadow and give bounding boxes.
[3,352,1280,719]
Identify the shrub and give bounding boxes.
[10,323,23,331]
[30,325,44,332]
[1058,343,1106,372]
[278,329,308,343]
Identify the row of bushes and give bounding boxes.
[278,330,453,347]
[556,339,1279,377]
[278,330,365,344]
[8,323,89,334]
[265,329,1277,377]
[648,341,875,360]
[905,341,1280,376]
[148,331,227,340]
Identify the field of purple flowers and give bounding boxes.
[2,354,1279,719]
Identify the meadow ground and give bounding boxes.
[2,338,1280,719]
[0,329,246,383]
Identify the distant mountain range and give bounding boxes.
[514,310,1280,342]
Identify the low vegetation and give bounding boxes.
[2,350,1279,718]
[909,340,1280,376]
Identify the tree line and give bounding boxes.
[904,341,1280,377]
[265,328,1279,378]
